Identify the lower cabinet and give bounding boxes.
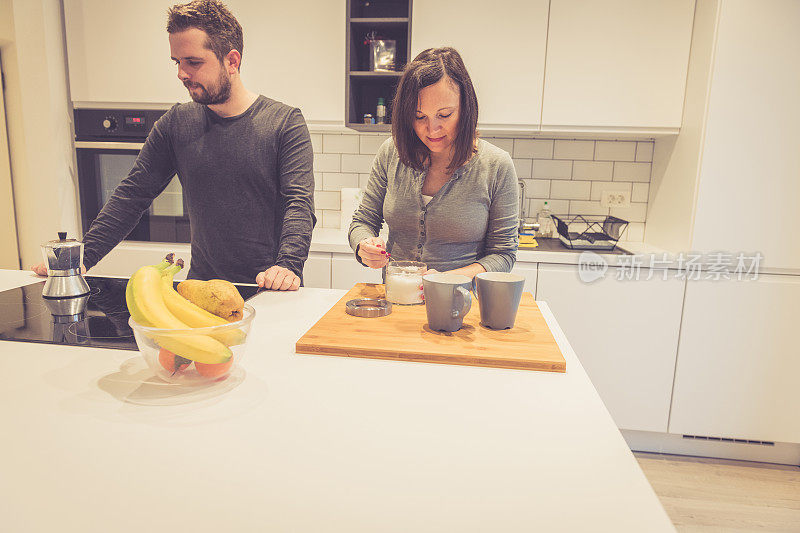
[510,262,538,297]
[668,274,800,444]
[536,264,685,432]
[331,253,382,289]
[302,252,332,288]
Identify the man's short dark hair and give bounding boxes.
[167,0,244,70]
[392,47,479,172]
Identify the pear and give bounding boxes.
[176,279,244,322]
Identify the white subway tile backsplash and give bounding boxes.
[315,190,340,210]
[310,133,323,153]
[550,180,591,200]
[569,200,610,216]
[533,159,572,180]
[613,161,651,182]
[528,198,569,217]
[314,153,340,173]
[595,141,636,161]
[323,134,359,154]
[483,137,514,154]
[514,139,554,159]
[573,161,613,181]
[310,130,656,239]
[554,140,594,160]
[610,202,648,223]
[522,179,550,199]
[635,142,654,162]
[341,154,374,173]
[631,182,650,203]
[359,134,390,154]
[590,181,631,201]
[512,158,532,179]
[621,222,645,242]
[322,210,341,228]
[323,173,359,190]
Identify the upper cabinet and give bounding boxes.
[411,0,549,129]
[541,0,696,130]
[63,0,344,123]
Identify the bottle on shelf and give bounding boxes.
[536,201,554,238]
[376,97,387,124]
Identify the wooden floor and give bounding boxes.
[634,452,800,532]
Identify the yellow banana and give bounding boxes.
[159,261,246,346]
[126,264,232,364]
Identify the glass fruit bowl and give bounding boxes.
[129,304,256,385]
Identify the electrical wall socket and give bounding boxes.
[600,190,631,208]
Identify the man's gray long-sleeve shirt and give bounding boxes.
[82,96,316,283]
[349,138,519,273]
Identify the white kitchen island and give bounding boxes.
[0,270,673,532]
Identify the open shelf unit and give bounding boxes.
[345,0,412,132]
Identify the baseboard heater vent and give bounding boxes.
[682,434,775,446]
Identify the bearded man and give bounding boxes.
[33,0,315,290]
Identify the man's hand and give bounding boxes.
[31,262,86,277]
[358,236,390,269]
[256,265,301,291]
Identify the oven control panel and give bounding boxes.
[74,108,168,141]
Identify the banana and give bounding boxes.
[126,264,232,364]
[159,261,246,346]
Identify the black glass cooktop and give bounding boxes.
[0,276,260,351]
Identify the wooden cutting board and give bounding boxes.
[296,284,565,372]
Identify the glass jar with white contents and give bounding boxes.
[385,261,426,305]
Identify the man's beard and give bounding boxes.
[185,69,232,105]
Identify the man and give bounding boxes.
[32,0,315,290]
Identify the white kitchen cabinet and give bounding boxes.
[688,0,800,271]
[331,253,382,290]
[510,262,538,298]
[536,264,685,432]
[302,252,331,289]
[541,0,695,129]
[63,0,344,122]
[411,0,549,128]
[669,274,800,444]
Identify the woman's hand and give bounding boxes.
[358,237,390,269]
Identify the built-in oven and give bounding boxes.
[74,108,190,243]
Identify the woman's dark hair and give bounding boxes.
[167,1,244,70]
[392,47,478,172]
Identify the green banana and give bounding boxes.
[126,264,232,364]
[160,261,246,346]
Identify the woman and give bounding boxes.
[349,47,519,278]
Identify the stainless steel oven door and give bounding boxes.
[75,141,190,243]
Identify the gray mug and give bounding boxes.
[422,273,472,332]
[474,272,525,330]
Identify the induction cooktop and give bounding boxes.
[0,276,260,351]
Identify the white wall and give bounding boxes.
[646,0,719,253]
[0,0,79,269]
[0,4,21,268]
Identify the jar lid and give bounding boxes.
[345,298,392,318]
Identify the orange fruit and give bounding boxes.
[195,357,233,378]
[158,348,191,373]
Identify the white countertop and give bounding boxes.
[0,270,673,532]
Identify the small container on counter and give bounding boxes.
[376,98,386,124]
[363,113,374,124]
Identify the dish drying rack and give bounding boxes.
[551,215,629,250]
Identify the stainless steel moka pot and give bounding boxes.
[41,232,90,299]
